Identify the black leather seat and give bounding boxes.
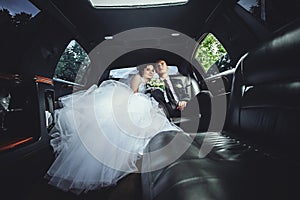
[141,26,300,200]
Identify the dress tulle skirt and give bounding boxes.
[45,80,181,194]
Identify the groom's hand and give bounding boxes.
[177,101,187,111]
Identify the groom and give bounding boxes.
[151,59,191,119]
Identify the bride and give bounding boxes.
[45,64,182,194]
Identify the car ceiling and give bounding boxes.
[3,0,238,80]
[30,0,229,51]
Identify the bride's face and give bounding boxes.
[143,65,155,80]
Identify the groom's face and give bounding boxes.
[155,60,168,76]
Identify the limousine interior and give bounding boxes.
[1,0,299,199]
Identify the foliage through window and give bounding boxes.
[195,33,229,77]
[0,0,40,18]
[0,0,40,29]
[0,0,41,68]
[54,40,91,85]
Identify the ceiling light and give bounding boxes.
[171,33,180,37]
[89,0,188,8]
[104,36,114,40]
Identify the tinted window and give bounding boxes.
[195,33,230,77]
[0,0,41,69]
[0,0,40,17]
[237,0,300,31]
[109,65,179,79]
[53,40,91,86]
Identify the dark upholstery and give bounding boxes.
[141,27,300,200]
[227,27,300,151]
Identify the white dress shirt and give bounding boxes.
[160,77,179,103]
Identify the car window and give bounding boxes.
[237,0,299,32]
[0,0,43,153]
[195,33,230,77]
[53,40,91,86]
[0,0,41,69]
[109,65,179,79]
[0,0,40,17]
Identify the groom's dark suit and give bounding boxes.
[151,74,192,118]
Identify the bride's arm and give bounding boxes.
[130,74,142,93]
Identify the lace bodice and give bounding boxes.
[137,77,147,94]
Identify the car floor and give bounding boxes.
[26,173,142,200]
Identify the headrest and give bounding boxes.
[241,27,300,85]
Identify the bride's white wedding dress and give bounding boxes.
[45,79,182,194]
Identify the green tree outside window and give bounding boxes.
[54,40,90,84]
[195,33,227,73]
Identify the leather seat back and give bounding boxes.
[227,27,300,150]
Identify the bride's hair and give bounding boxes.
[137,64,148,76]
[137,63,155,76]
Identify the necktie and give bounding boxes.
[163,79,177,108]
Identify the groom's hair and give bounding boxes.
[156,59,166,63]
[155,59,167,68]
